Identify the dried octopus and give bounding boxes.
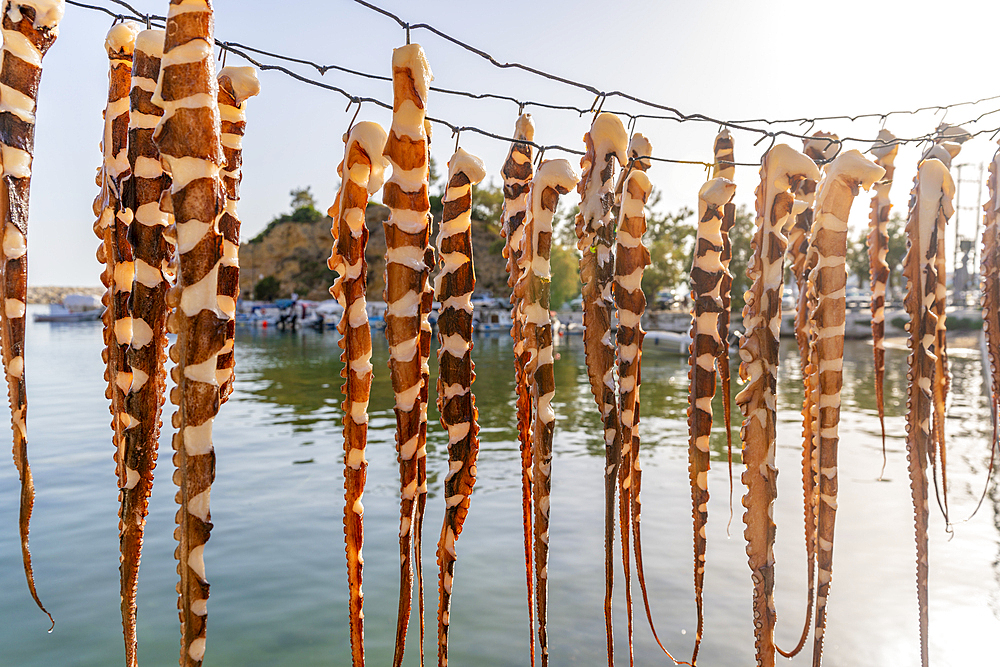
[867,130,898,465]
[499,112,537,662]
[118,27,171,665]
[686,173,735,664]
[613,137,682,664]
[413,116,436,667]
[95,24,137,532]
[434,147,487,665]
[922,136,965,523]
[902,155,955,667]
[711,129,736,504]
[381,42,434,667]
[803,152,884,665]
[329,121,388,667]
[0,0,63,627]
[984,142,1000,481]
[777,132,837,660]
[215,67,260,403]
[574,111,628,662]
[736,143,818,667]
[151,0,230,661]
[515,158,580,666]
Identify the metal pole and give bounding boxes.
[973,162,985,284]
[954,163,963,305]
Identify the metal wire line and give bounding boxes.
[349,0,1000,137]
[66,0,1000,167]
[79,0,1000,140]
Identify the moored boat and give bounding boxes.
[33,294,102,323]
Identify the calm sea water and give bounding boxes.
[1,304,998,666]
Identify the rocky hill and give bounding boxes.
[27,285,105,304]
[238,203,512,302]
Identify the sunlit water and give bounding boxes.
[1,305,998,666]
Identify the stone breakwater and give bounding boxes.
[27,286,105,304]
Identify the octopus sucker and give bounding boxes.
[499,112,536,664]
[711,130,736,521]
[329,121,388,667]
[982,142,1000,494]
[434,147,486,666]
[803,151,884,666]
[516,158,579,666]
[867,130,897,472]
[119,27,170,665]
[0,0,62,627]
[902,155,955,667]
[687,174,736,665]
[151,1,228,662]
[574,112,628,663]
[382,42,433,667]
[735,143,819,667]
[215,67,260,403]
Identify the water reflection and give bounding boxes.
[3,313,997,666]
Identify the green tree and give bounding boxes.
[254,275,281,301]
[249,188,326,243]
[550,243,580,309]
[846,228,871,290]
[640,195,695,302]
[727,205,755,312]
[290,187,318,211]
[885,212,907,297]
[472,180,504,228]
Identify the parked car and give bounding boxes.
[845,288,869,311]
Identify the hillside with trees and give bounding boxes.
[239,175,897,313]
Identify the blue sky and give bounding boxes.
[27,0,1000,285]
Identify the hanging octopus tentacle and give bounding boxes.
[615,133,679,663]
[434,148,487,665]
[902,156,955,667]
[805,151,884,666]
[612,138,651,667]
[328,122,389,667]
[381,42,433,667]
[686,176,736,664]
[517,158,580,667]
[982,143,1000,488]
[215,67,259,404]
[735,143,819,667]
[119,28,170,665]
[413,223,434,667]
[711,130,736,518]
[499,112,536,665]
[151,1,229,662]
[922,139,964,524]
[573,112,628,664]
[413,116,436,667]
[868,130,897,472]
[96,21,138,505]
[0,0,62,628]
[772,133,837,660]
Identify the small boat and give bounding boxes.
[644,329,691,355]
[473,305,512,334]
[33,294,102,323]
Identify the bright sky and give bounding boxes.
[26,0,1000,285]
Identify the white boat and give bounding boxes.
[473,305,513,333]
[33,294,102,323]
[644,329,691,355]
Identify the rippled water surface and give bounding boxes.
[1,306,998,666]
